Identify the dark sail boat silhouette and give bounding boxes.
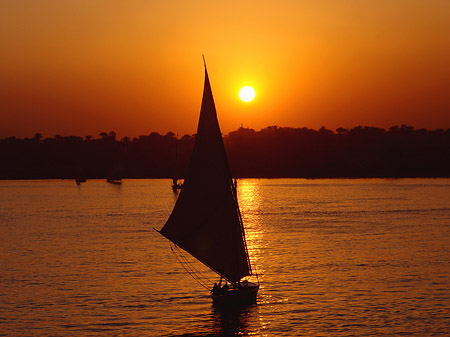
[171,138,183,192]
[156,58,259,305]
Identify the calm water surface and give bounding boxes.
[1,179,449,336]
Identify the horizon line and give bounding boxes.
[2,124,450,141]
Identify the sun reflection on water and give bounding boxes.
[236,179,266,282]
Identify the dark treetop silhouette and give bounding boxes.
[1,125,449,179]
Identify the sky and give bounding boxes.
[1,0,449,139]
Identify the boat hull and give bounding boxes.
[212,282,259,306]
[107,179,122,184]
[171,183,182,191]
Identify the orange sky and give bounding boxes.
[1,0,449,139]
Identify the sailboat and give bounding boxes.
[171,138,183,192]
[171,177,182,191]
[106,178,122,184]
[75,178,86,185]
[107,145,124,184]
[156,58,259,305]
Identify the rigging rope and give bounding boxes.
[169,244,214,291]
[171,244,211,290]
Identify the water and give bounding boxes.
[1,178,449,336]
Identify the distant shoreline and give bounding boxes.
[1,125,449,180]
[2,175,450,181]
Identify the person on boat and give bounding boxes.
[222,282,229,292]
[212,283,219,295]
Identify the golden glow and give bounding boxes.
[239,86,256,102]
[236,179,264,273]
[1,1,450,138]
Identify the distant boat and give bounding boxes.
[171,178,182,192]
[75,178,86,185]
[156,58,259,306]
[106,178,122,184]
[107,145,125,185]
[171,137,183,192]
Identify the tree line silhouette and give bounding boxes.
[1,125,449,179]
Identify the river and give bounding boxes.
[1,178,449,336]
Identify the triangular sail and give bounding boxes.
[159,63,251,283]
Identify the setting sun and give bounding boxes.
[239,86,256,102]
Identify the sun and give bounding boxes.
[239,86,256,102]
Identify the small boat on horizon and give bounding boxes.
[106,178,122,184]
[155,57,259,306]
[171,136,183,192]
[171,177,182,192]
[107,143,125,185]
